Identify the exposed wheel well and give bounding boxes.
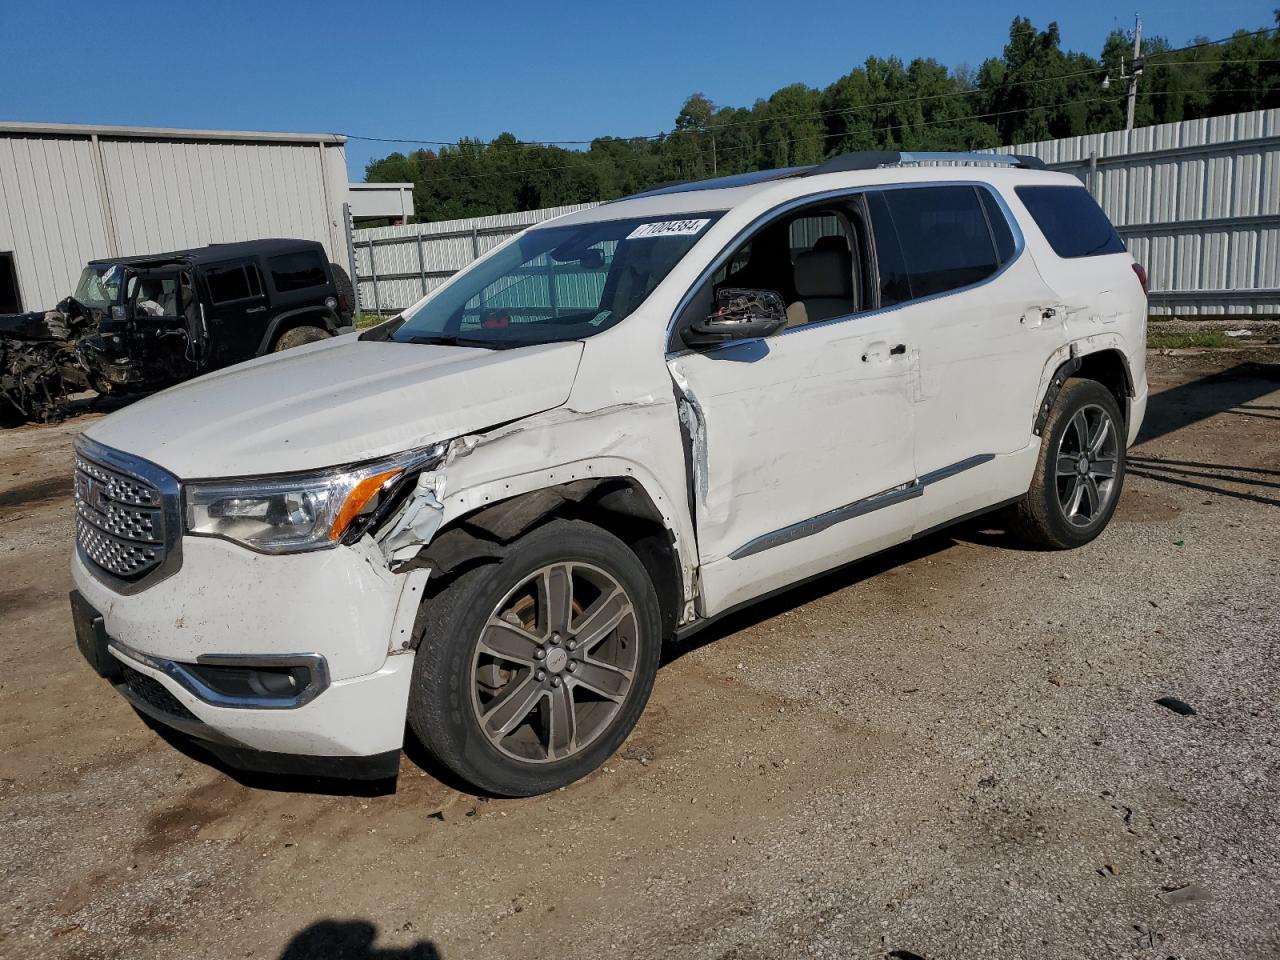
[1073,349,1133,420]
[412,478,684,641]
[1037,348,1134,435]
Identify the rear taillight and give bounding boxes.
[1132,262,1149,297]
[338,292,351,315]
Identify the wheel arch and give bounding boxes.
[415,474,687,642]
[256,307,339,354]
[1034,340,1135,437]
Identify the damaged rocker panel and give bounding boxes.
[729,454,994,560]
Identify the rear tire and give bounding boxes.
[1009,378,1126,549]
[272,325,330,352]
[407,519,662,796]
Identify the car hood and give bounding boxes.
[84,334,585,477]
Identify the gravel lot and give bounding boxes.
[1,349,1277,960]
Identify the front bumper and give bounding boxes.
[110,630,414,766]
[72,535,410,680]
[71,533,426,774]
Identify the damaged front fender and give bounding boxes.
[365,399,701,624]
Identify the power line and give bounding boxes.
[1144,25,1278,60]
[401,84,1271,187]
[720,85,1273,163]
[344,25,1277,152]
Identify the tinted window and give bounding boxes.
[867,192,911,306]
[1015,185,1125,258]
[979,189,1017,264]
[206,264,262,304]
[269,251,328,293]
[881,186,1000,299]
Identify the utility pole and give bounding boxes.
[1126,14,1143,131]
[710,130,717,176]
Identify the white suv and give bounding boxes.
[70,151,1148,795]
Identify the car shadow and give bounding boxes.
[278,920,441,959]
[138,712,398,798]
[1135,360,1279,445]
[1127,358,1280,507]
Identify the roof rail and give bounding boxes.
[620,165,813,201]
[805,150,1047,176]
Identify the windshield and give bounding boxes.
[382,213,722,347]
[72,263,128,310]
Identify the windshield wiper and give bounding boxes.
[401,334,516,350]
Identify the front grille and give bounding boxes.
[120,664,198,721]
[73,445,175,583]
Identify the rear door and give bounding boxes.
[200,260,268,365]
[864,184,1064,530]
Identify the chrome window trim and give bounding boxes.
[109,640,330,710]
[728,454,995,560]
[666,180,1027,356]
[73,434,183,595]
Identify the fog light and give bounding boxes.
[185,661,318,705]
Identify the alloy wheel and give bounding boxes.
[470,562,638,763]
[1054,403,1119,528]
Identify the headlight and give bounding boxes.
[184,444,446,553]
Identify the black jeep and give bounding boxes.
[0,239,353,423]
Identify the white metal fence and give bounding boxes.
[352,108,1280,317]
[990,108,1280,316]
[351,203,599,313]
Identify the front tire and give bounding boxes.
[1010,378,1126,549]
[407,519,662,796]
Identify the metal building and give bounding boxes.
[348,182,415,225]
[0,122,350,313]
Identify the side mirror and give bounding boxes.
[683,287,788,349]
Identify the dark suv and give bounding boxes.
[74,239,352,392]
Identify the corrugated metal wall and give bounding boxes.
[0,124,348,311]
[352,203,600,312]
[990,108,1280,315]
[0,134,111,313]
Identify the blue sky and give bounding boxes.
[2,1,1273,179]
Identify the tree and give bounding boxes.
[364,14,1279,220]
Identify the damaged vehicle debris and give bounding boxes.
[69,151,1148,795]
[0,239,352,424]
[0,297,98,424]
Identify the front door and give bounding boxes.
[126,268,198,384]
[669,202,918,616]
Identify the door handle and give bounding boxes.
[861,342,908,363]
[245,305,266,314]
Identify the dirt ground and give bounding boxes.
[1,349,1277,960]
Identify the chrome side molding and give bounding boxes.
[729,453,996,560]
